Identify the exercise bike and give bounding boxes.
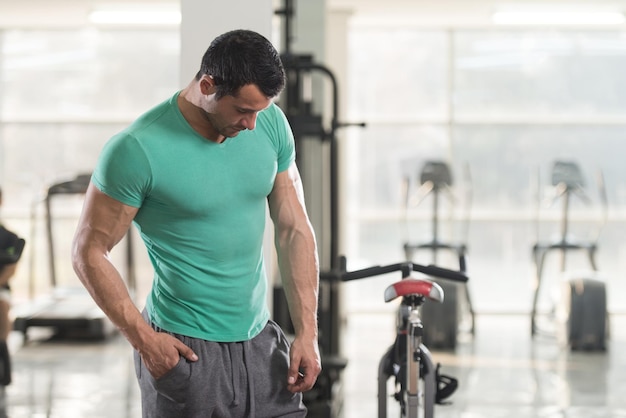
[337,259,467,418]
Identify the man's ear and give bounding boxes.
[199,75,217,96]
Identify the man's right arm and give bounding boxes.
[71,183,197,377]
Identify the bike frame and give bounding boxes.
[333,260,467,418]
[406,296,426,417]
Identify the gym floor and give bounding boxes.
[1,313,625,418]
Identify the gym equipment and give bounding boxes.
[273,1,365,416]
[531,160,609,351]
[332,259,466,418]
[13,174,135,341]
[403,161,475,349]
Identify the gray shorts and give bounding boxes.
[134,313,306,418]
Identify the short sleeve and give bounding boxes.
[91,133,152,208]
[271,104,296,173]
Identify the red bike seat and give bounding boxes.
[384,278,444,303]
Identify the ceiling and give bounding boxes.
[0,0,625,28]
[329,0,626,27]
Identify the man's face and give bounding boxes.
[203,82,272,139]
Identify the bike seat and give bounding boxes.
[384,278,444,303]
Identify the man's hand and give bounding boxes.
[139,331,198,379]
[286,336,322,393]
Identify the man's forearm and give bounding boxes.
[72,243,153,350]
[277,227,320,338]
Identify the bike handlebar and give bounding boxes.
[329,261,468,283]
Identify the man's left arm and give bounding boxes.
[268,162,321,393]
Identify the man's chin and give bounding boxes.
[224,129,243,138]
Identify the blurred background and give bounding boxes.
[1,0,626,313]
[0,0,626,417]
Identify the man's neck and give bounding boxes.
[177,86,224,143]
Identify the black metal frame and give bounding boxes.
[274,2,367,415]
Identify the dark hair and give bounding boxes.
[195,29,286,99]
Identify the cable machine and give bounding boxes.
[273,1,365,416]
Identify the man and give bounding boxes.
[0,187,25,387]
[72,29,321,417]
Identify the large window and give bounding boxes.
[3,23,626,314]
[0,28,180,300]
[1,29,179,121]
[454,30,626,119]
[346,25,626,313]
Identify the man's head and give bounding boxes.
[195,29,286,100]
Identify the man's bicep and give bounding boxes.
[268,164,307,227]
[76,183,139,251]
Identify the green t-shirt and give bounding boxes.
[92,92,295,342]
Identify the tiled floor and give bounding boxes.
[3,328,140,418]
[1,313,625,417]
[341,313,626,418]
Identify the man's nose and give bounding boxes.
[241,113,258,130]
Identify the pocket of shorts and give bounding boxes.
[267,319,291,348]
[152,356,192,404]
[133,349,142,380]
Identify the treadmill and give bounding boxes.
[13,174,134,340]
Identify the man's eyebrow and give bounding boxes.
[236,106,257,113]
[236,103,271,113]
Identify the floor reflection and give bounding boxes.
[342,314,626,418]
[5,330,139,418]
[0,314,624,417]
